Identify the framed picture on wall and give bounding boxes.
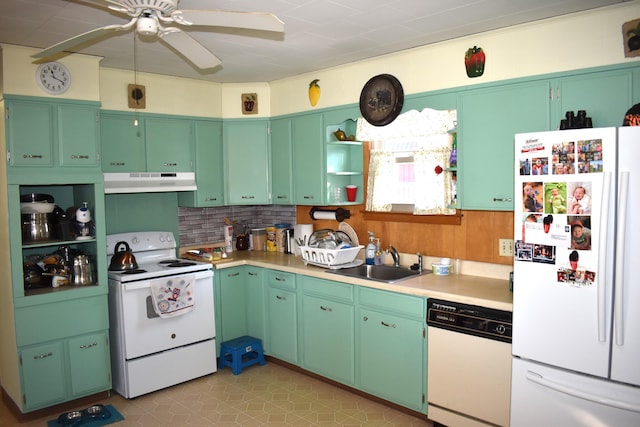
[241,93,258,114]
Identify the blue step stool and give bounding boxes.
[218,336,266,375]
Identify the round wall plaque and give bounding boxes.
[359,74,404,126]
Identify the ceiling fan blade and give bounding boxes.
[32,20,137,59]
[159,30,222,69]
[173,10,284,33]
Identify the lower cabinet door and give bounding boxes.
[302,294,354,385]
[219,267,248,342]
[357,309,425,412]
[68,331,111,397]
[267,287,297,364]
[21,341,66,410]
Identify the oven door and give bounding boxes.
[118,270,215,360]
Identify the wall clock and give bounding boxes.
[35,62,71,95]
[359,74,404,126]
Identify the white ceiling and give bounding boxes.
[0,0,628,83]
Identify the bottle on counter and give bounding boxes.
[374,238,383,265]
[365,231,376,265]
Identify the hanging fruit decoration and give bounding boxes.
[308,79,321,106]
[464,46,485,78]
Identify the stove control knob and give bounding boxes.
[496,324,506,335]
[131,236,139,245]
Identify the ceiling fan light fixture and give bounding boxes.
[137,16,158,36]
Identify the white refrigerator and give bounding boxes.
[511,127,640,426]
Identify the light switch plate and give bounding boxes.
[499,239,514,257]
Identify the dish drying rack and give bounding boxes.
[300,245,363,268]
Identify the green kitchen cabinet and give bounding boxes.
[20,341,67,410]
[356,287,426,412]
[100,111,194,173]
[100,112,146,172]
[13,295,110,412]
[245,266,266,343]
[223,120,270,205]
[4,96,100,173]
[300,276,355,385]
[67,331,111,397]
[552,68,633,129]
[19,331,110,411]
[458,81,551,210]
[265,270,297,364]
[270,117,293,204]
[324,119,364,205]
[178,119,225,207]
[144,117,193,172]
[292,113,324,204]
[218,267,249,342]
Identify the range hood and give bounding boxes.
[103,172,197,194]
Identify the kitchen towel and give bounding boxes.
[150,274,195,318]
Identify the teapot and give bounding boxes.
[109,241,139,271]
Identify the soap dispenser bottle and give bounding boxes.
[374,238,383,265]
[365,232,376,265]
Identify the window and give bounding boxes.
[357,108,457,215]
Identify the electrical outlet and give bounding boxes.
[499,239,514,257]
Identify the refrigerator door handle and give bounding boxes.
[526,370,640,413]
[597,172,612,342]
[614,171,630,346]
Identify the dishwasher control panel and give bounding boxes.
[427,298,512,343]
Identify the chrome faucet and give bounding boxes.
[388,245,400,267]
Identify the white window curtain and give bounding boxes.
[357,108,457,215]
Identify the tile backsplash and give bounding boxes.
[179,205,296,246]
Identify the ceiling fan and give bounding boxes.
[32,0,284,69]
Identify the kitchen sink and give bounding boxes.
[328,264,429,283]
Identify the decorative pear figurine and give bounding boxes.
[333,129,347,141]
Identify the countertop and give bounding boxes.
[186,249,513,311]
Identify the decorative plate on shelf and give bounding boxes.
[359,74,404,126]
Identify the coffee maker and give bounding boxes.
[74,202,95,240]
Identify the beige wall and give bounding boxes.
[270,2,640,116]
[2,2,638,117]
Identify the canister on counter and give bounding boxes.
[266,226,277,252]
[275,223,290,253]
[252,228,266,251]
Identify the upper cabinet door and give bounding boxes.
[554,69,633,128]
[100,113,146,172]
[178,120,224,207]
[57,104,99,167]
[458,81,551,210]
[144,118,193,172]
[270,118,293,204]
[224,121,270,205]
[292,113,324,205]
[6,100,54,168]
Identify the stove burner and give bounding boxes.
[121,269,147,275]
[163,261,196,268]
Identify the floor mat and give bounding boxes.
[47,404,124,427]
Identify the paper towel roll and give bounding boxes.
[293,224,313,255]
[223,225,234,253]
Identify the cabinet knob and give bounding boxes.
[381,321,397,328]
[205,197,218,201]
[303,195,314,200]
[228,272,240,277]
[109,162,126,166]
[276,295,287,301]
[70,154,90,159]
[320,305,333,312]
[23,154,43,159]
[163,162,178,166]
[241,195,255,199]
[492,197,513,202]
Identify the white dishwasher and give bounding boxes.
[427,299,512,427]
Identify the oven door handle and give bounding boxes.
[124,282,153,291]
